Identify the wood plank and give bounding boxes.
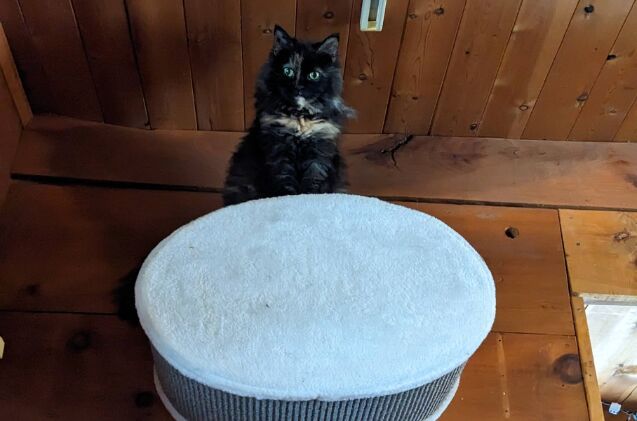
[13,116,240,188]
[71,0,148,128]
[184,0,244,131]
[342,0,410,133]
[126,0,196,129]
[570,5,637,141]
[586,304,637,409]
[12,116,637,210]
[0,182,222,313]
[431,0,522,137]
[572,297,606,421]
[241,0,296,127]
[0,23,32,125]
[383,0,465,135]
[560,209,637,296]
[296,0,354,67]
[523,0,635,141]
[344,134,637,209]
[441,333,589,420]
[479,0,578,139]
[0,312,171,420]
[0,0,52,112]
[615,97,637,142]
[18,0,102,121]
[401,203,574,335]
[0,63,21,207]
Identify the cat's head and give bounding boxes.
[255,25,351,119]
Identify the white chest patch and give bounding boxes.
[261,114,340,139]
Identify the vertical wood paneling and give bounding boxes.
[615,100,637,141]
[522,0,635,140]
[383,0,466,135]
[184,0,244,131]
[241,0,296,127]
[0,0,50,112]
[479,0,578,139]
[18,0,102,121]
[296,0,354,67]
[343,0,410,133]
[431,0,522,136]
[72,0,148,128]
[126,0,196,129]
[569,4,637,141]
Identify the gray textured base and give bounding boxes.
[153,349,463,421]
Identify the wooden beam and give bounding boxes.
[0,23,31,126]
[572,297,605,421]
[12,115,637,210]
[0,48,21,207]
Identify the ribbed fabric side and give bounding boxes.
[152,348,463,421]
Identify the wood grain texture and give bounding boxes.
[0,0,51,112]
[616,100,637,141]
[241,0,296,127]
[383,0,465,135]
[560,209,637,296]
[587,304,637,410]
[0,182,222,313]
[479,0,578,139]
[18,0,102,121]
[296,0,354,67]
[0,23,32,125]
[431,0,522,137]
[572,297,606,421]
[71,0,148,128]
[0,67,21,207]
[523,0,635,140]
[570,4,637,141]
[126,0,196,129]
[401,203,574,335]
[184,0,244,131]
[344,134,637,209]
[0,312,171,420]
[12,116,637,210]
[441,333,589,420]
[13,116,240,191]
[342,0,410,133]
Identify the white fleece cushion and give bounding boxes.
[136,194,495,401]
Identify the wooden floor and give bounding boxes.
[1,115,637,419]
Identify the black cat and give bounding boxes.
[223,25,354,206]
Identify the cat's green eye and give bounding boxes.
[283,66,295,78]
[308,71,321,81]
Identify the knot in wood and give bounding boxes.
[553,354,582,384]
[323,11,334,19]
[434,7,445,15]
[67,331,92,352]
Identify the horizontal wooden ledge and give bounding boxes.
[12,114,637,209]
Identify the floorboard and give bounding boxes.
[0,182,222,313]
[441,332,588,420]
[560,209,637,297]
[0,312,171,420]
[0,312,587,420]
[0,183,574,336]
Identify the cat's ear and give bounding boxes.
[317,33,339,62]
[272,25,293,55]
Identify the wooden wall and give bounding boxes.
[1,0,637,141]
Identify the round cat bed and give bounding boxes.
[136,194,495,421]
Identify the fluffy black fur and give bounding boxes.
[223,25,354,206]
